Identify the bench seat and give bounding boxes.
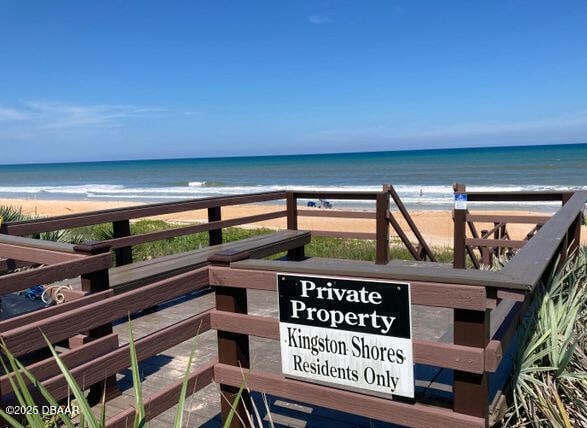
[67,230,310,294]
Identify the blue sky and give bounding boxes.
[1,1,587,164]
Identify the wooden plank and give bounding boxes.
[0,242,84,264]
[0,234,78,253]
[297,209,376,219]
[453,184,467,269]
[0,253,112,296]
[210,311,485,373]
[1,191,287,236]
[484,340,502,375]
[375,193,389,264]
[66,231,310,293]
[105,361,216,428]
[215,279,251,427]
[465,219,482,269]
[465,238,526,249]
[208,206,223,245]
[485,299,529,372]
[467,214,551,224]
[503,191,587,289]
[0,258,35,272]
[214,364,485,428]
[104,210,287,249]
[480,223,504,239]
[0,267,209,356]
[40,309,212,400]
[311,230,376,240]
[453,309,489,420]
[0,334,118,393]
[496,289,526,302]
[0,289,112,332]
[209,267,489,310]
[286,193,298,230]
[240,230,310,260]
[466,191,571,202]
[112,219,133,266]
[227,257,529,290]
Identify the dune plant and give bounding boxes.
[0,317,197,428]
[504,247,587,427]
[0,205,27,223]
[0,205,84,245]
[0,316,267,428]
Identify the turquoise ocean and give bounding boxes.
[1,143,586,211]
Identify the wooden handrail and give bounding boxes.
[503,190,587,288]
[467,214,551,224]
[0,253,111,296]
[465,238,526,249]
[0,234,78,253]
[103,210,287,249]
[227,258,529,289]
[467,191,572,202]
[1,190,287,235]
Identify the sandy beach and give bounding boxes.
[2,197,584,247]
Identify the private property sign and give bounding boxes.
[278,273,414,399]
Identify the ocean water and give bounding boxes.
[1,143,586,211]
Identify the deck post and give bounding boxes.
[375,192,389,265]
[208,206,223,246]
[73,241,120,402]
[286,192,305,260]
[453,183,467,269]
[112,219,133,266]
[286,192,298,230]
[209,250,252,428]
[453,308,490,423]
[480,230,492,266]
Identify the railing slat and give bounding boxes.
[210,310,486,373]
[209,266,489,310]
[1,191,287,235]
[214,364,485,428]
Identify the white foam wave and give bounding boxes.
[0,183,584,209]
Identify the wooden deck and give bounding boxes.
[95,283,454,427]
[2,187,583,427]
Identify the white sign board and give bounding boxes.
[278,273,414,399]
[454,193,468,210]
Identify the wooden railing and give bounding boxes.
[453,183,585,271]
[0,186,585,427]
[1,186,441,270]
[206,187,585,426]
[0,234,112,297]
[0,191,288,267]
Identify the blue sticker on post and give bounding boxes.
[454,193,467,210]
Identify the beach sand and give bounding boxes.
[2,197,585,247]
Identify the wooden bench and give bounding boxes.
[61,230,310,295]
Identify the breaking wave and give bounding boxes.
[0,183,584,211]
